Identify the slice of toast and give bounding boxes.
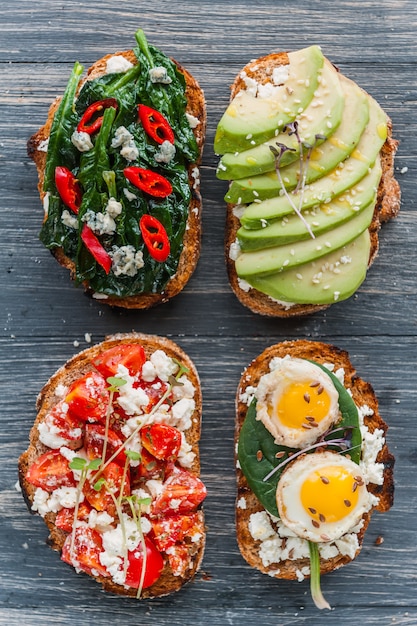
[18,332,206,598]
[222,51,401,317]
[235,340,394,582]
[28,38,206,309]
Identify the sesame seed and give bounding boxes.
[317,385,324,395]
[319,513,326,523]
[308,507,317,515]
[312,520,320,528]
[310,381,320,388]
[275,451,286,459]
[344,499,352,507]
[320,476,330,484]
[256,450,263,461]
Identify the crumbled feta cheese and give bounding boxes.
[177,434,196,468]
[150,350,179,381]
[116,364,150,415]
[171,375,195,401]
[31,486,82,516]
[87,510,114,531]
[105,55,134,74]
[71,130,93,152]
[237,278,252,293]
[171,397,195,431]
[37,138,49,152]
[186,112,200,128]
[237,497,247,509]
[229,240,241,261]
[248,511,276,541]
[272,65,290,85]
[149,66,172,84]
[155,140,176,164]
[110,245,144,277]
[239,385,256,406]
[141,360,157,382]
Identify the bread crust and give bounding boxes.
[223,53,401,317]
[235,340,394,580]
[28,48,206,309]
[18,332,205,598]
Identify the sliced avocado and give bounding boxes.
[235,198,375,278]
[237,162,381,250]
[226,91,385,206]
[240,157,381,230]
[244,230,371,305]
[217,60,345,180]
[214,46,324,154]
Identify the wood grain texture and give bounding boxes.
[1,0,417,623]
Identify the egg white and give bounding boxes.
[276,451,371,543]
[255,357,340,448]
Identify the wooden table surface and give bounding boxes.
[1,1,416,624]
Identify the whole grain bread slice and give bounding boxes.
[224,52,401,317]
[235,339,394,580]
[18,332,205,598]
[27,48,206,309]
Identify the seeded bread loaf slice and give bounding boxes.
[235,339,394,580]
[28,44,206,309]
[223,52,401,317]
[18,332,205,598]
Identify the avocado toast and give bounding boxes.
[28,30,206,308]
[215,46,400,316]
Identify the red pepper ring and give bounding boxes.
[80,224,112,274]
[138,104,175,145]
[55,166,82,214]
[77,98,118,135]
[139,214,170,263]
[124,166,173,198]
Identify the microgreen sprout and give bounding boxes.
[101,376,127,468]
[68,456,102,559]
[309,540,331,610]
[126,494,152,599]
[270,142,315,239]
[263,426,357,482]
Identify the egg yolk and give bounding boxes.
[300,464,361,524]
[276,381,331,430]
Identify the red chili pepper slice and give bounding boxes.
[124,166,172,198]
[80,223,112,274]
[55,166,82,213]
[139,214,170,262]
[138,104,174,145]
[77,98,118,135]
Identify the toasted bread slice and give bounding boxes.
[235,340,394,583]
[28,39,206,309]
[222,51,401,317]
[18,333,206,598]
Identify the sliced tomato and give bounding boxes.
[151,512,203,552]
[165,542,191,577]
[134,447,168,482]
[44,400,85,448]
[135,379,170,414]
[61,526,109,577]
[26,450,76,491]
[83,462,130,516]
[124,536,164,589]
[55,502,92,533]
[84,423,126,466]
[65,371,109,423]
[151,467,207,517]
[93,344,146,379]
[141,423,182,461]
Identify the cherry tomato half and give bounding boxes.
[65,371,109,423]
[83,461,130,517]
[124,536,164,589]
[26,450,76,491]
[141,423,182,462]
[84,423,126,466]
[55,502,92,533]
[151,512,203,552]
[61,526,109,578]
[93,344,146,379]
[43,400,85,449]
[151,467,207,517]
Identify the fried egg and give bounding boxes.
[255,358,340,448]
[276,451,370,543]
